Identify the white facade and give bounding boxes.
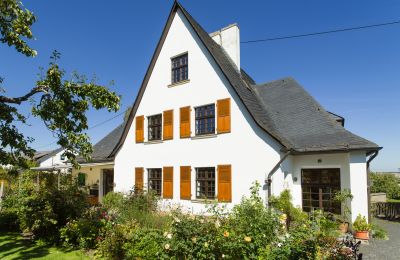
[38,149,68,168]
[113,9,370,221]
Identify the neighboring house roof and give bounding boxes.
[35,147,64,164]
[78,123,125,163]
[108,1,380,158]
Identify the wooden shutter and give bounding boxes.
[180,106,191,138]
[135,167,144,191]
[180,166,191,200]
[163,110,174,140]
[163,167,173,199]
[135,116,144,143]
[218,165,232,202]
[217,98,231,133]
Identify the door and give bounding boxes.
[301,168,341,214]
[103,169,114,196]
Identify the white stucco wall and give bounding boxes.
[114,10,283,213]
[39,150,67,167]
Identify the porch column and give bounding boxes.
[349,151,368,223]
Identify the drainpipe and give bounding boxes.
[366,150,379,223]
[266,150,292,206]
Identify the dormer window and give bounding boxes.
[171,53,188,84]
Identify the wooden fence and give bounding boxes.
[372,202,400,220]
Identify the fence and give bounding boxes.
[372,202,400,220]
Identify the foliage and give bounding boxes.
[269,189,308,230]
[371,172,400,200]
[0,208,19,230]
[0,1,121,168]
[60,207,112,249]
[123,228,169,259]
[352,214,371,232]
[371,222,388,240]
[333,189,353,223]
[0,170,89,242]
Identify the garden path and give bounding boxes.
[360,218,400,259]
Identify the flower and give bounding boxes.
[215,220,221,228]
[164,243,170,250]
[223,231,230,237]
[204,242,209,248]
[163,231,168,237]
[174,217,181,223]
[191,237,197,243]
[244,236,252,242]
[222,254,226,258]
[277,242,282,247]
[167,233,173,239]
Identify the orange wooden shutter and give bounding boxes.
[180,106,191,138]
[163,167,173,199]
[135,167,144,191]
[135,116,144,143]
[218,165,232,202]
[217,98,231,133]
[163,110,174,140]
[180,166,191,200]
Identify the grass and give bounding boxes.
[0,231,89,260]
[387,199,400,203]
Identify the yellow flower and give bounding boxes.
[191,237,197,243]
[244,236,252,242]
[223,231,230,237]
[204,242,209,248]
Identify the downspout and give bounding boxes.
[366,150,379,223]
[266,150,292,206]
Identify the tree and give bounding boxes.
[370,172,400,200]
[0,1,120,167]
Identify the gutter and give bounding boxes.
[266,150,292,206]
[366,150,379,223]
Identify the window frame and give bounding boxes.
[171,53,188,84]
[195,103,216,136]
[147,114,162,141]
[148,168,162,196]
[195,167,216,199]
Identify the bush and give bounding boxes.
[353,214,371,232]
[123,228,168,259]
[1,170,89,242]
[371,173,400,200]
[0,208,19,230]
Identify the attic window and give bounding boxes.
[171,53,188,84]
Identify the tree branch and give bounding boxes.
[0,85,48,104]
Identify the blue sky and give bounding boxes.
[0,0,399,171]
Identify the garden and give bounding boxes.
[0,168,386,259]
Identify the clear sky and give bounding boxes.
[0,0,399,171]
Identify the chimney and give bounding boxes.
[210,23,240,70]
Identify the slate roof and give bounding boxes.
[78,123,125,163]
[108,1,379,158]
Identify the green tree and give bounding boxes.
[0,1,120,167]
[370,172,400,200]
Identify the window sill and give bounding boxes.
[191,133,217,140]
[168,79,190,88]
[191,198,217,204]
[144,140,163,145]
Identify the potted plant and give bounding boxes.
[333,189,353,233]
[353,214,371,240]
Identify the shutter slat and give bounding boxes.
[217,98,231,133]
[135,116,144,143]
[180,106,191,138]
[180,166,191,200]
[163,110,174,140]
[218,165,232,202]
[135,167,144,192]
[163,167,173,199]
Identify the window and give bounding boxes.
[196,167,215,199]
[301,168,341,214]
[60,154,65,160]
[171,53,188,84]
[148,168,162,196]
[148,114,162,141]
[195,104,215,135]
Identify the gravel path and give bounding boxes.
[360,218,400,259]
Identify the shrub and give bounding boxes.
[353,214,371,232]
[123,228,168,259]
[0,208,19,231]
[371,173,400,200]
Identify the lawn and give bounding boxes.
[0,231,89,260]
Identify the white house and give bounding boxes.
[33,148,69,172]
[74,2,380,221]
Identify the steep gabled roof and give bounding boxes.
[109,2,379,158]
[35,147,63,163]
[78,123,125,163]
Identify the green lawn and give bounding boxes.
[0,231,89,260]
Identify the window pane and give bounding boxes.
[148,168,162,196]
[196,167,215,199]
[195,104,215,135]
[171,54,188,83]
[148,114,162,141]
